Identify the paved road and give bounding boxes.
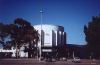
[0,59,100,65]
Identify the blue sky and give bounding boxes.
[0,0,100,45]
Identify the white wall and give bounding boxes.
[44,30,52,46]
[33,24,66,48]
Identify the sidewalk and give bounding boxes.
[0,58,39,61]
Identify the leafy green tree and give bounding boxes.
[23,29,39,58]
[0,18,39,58]
[84,15,100,59]
[0,23,11,49]
[0,23,6,46]
[10,18,39,58]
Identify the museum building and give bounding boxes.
[33,24,66,57]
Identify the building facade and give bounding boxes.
[34,24,66,57]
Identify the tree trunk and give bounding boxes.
[15,44,19,58]
[28,43,32,58]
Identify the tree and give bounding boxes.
[0,18,39,58]
[23,28,39,58]
[0,23,11,49]
[84,15,100,59]
[10,18,39,58]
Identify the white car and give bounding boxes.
[72,57,80,63]
[62,57,67,61]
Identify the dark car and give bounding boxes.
[45,53,52,62]
[55,53,60,60]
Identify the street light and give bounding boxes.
[39,11,43,61]
[73,51,74,58]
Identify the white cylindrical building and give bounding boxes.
[33,24,66,53]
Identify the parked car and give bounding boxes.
[62,57,67,61]
[72,57,80,63]
[55,53,60,60]
[45,53,52,62]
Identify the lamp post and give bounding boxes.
[39,11,43,61]
[73,51,74,58]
